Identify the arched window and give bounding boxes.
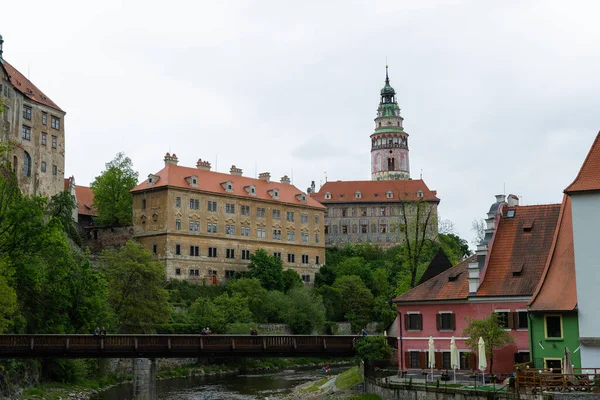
[387,157,395,171]
[24,152,31,177]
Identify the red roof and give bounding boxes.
[393,204,560,304]
[132,163,325,209]
[75,185,98,217]
[393,256,475,302]
[529,196,577,311]
[565,132,600,193]
[2,61,63,112]
[312,179,439,203]
[476,204,560,297]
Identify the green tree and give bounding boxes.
[261,290,290,323]
[282,269,303,293]
[462,313,515,375]
[355,335,392,361]
[91,152,138,226]
[336,257,373,288]
[212,292,253,326]
[47,190,81,245]
[333,275,373,332]
[247,249,284,291]
[101,241,170,333]
[189,297,225,332]
[279,286,326,334]
[315,285,343,321]
[439,233,471,264]
[227,278,267,322]
[371,268,392,298]
[0,269,17,333]
[371,296,395,329]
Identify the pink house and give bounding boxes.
[393,195,560,374]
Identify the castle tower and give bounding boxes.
[370,66,410,181]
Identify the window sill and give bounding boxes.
[438,330,455,332]
[406,330,422,332]
[545,337,564,341]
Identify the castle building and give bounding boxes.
[131,154,325,284]
[312,67,439,248]
[0,35,66,197]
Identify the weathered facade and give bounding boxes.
[312,180,439,248]
[131,154,325,284]
[0,35,66,197]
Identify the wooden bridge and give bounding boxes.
[0,335,358,359]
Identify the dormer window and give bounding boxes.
[185,175,199,188]
[220,180,233,192]
[386,190,393,199]
[295,193,307,203]
[325,192,331,200]
[147,174,160,187]
[268,188,280,199]
[244,185,257,196]
[355,191,361,199]
[417,190,424,199]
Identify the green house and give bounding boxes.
[528,195,580,370]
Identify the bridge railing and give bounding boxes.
[0,335,358,359]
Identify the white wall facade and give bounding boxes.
[571,192,600,367]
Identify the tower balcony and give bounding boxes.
[371,143,408,150]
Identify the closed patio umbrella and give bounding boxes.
[450,336,458,383]
[428,336,435,381]
[478,337,487,384]
[564,347,574,376]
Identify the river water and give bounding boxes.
[90,366,347,400]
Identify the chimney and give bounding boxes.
[196,159,212,171]
[507,194,519,207]
[280,175,291,184]
[164,152,178,166]
[495,194,506,204]
[258,172,271,183]
[311,180,316,193]
[230,165,243,176]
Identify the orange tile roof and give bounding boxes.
[529,196,577,311]
[565,131,600,193]
[393,256,475,303]
[132,163,325,209]
[476,204,560,297]
[75,185,98,217]
[312,179,439,203]
[2,61,63,112]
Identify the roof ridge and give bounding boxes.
[528,194,568,307]
[3,60,63,112]
[565,131,600,193]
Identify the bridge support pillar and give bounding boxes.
[133,358,156,400]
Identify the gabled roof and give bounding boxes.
[2,61,63,112]
[529,196,577,312]
[393,256,475,303]
[476,204,560,297]
[312,179,439,203]
[132,164,325,209]
[75,185,98,217]
[565,132,600,194]
[418,248,453,285]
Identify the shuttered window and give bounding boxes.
[436,313,456,331]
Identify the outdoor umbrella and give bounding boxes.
[478,337,487,384]
[564,347,574,376]
[450,336,458,383]
[428,336,435,381]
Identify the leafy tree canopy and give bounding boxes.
[227,278,267,322]
[91,152,138,226]
[333,275,373,332]
[101,241,170,333]
[282,268,303,293]
[355,335,392,361]
[462,313,515,375]
[247,249,284,291]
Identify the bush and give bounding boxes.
[354,336,391,361]
[226,323,256,334]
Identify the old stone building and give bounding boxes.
[311,180,439,247]
[131,154,326,284]
[312,67,440,248]
[0,35,66,197]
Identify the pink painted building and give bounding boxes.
[393,195,560,374]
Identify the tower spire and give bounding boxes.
[385,64,389,84]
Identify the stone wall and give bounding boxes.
[258,324,293,335]
[104,358,198,376]
[83,225,134,254]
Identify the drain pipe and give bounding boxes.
[528,312,535,365]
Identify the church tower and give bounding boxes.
[371,66,410,181]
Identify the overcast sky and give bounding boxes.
[2,0,598,244]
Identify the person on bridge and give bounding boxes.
[93,327,100,336]
[250,328,258,335]
[100,327,107,336]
